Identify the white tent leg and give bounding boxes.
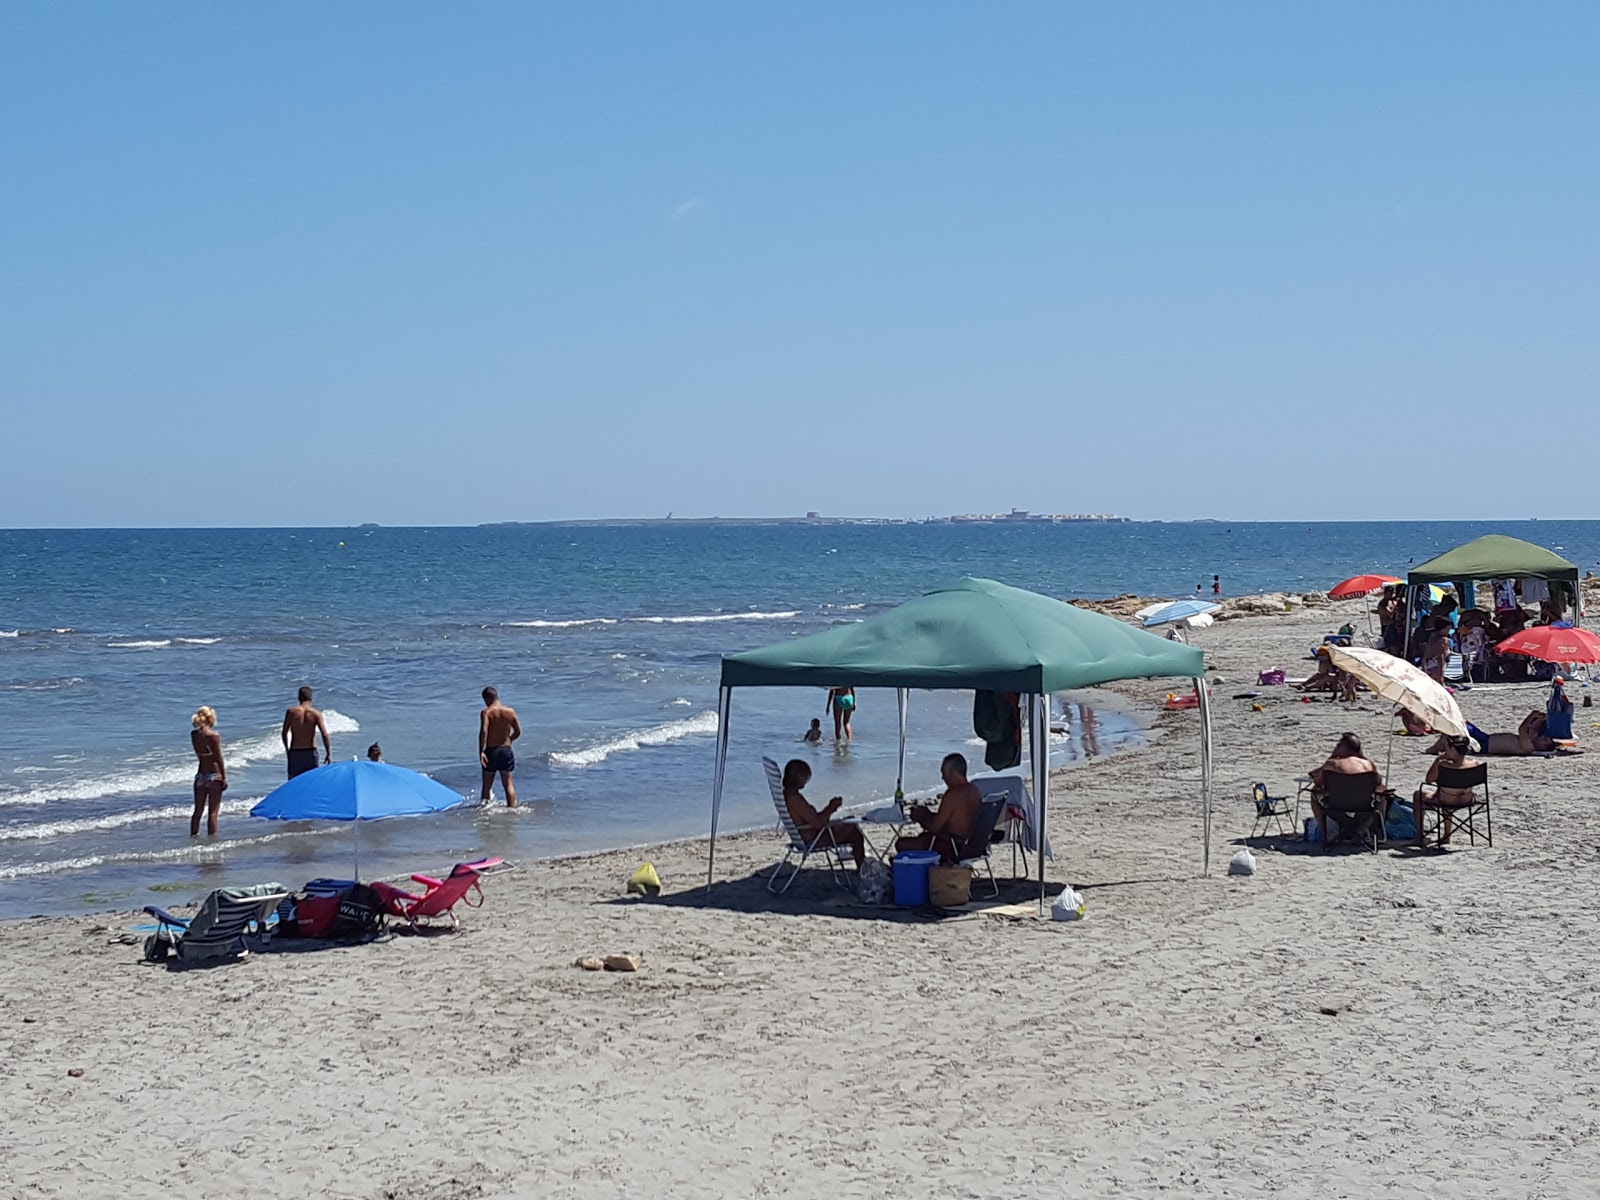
[895,688,909,802]
[706,686,732,891]
[1032,693,1050,910]
[1196,680,1213,875]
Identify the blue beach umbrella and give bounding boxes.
[251,760,467,876]
[1142,599,1222,628]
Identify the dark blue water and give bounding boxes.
[2,520,1595,917]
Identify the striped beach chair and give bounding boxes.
[762,757,856,895]
[143,883,288,965]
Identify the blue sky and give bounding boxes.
[3,4,1597,526]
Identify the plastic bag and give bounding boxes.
[1051,885,1086,922]
[1228,849,1256,876]
[626,862,662,897]
[857,859,892,904]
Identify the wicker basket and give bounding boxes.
[928,865,972,907]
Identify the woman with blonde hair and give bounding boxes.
[189,706,227,837]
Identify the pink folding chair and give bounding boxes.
[370,857,504,928]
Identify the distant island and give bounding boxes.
[483,509,1130,529]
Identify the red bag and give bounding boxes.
[295,894,340,939]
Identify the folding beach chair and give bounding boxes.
[931,794,1008,898]
[1415,763,1492,849]
[1317,772,1384,853]
[1250,782,1294,838]
[370,858,505,928]
[762,757,856,895]
[143,883,289,964]
[973,774,1036,879]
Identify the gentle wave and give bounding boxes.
[0,678,83,692]
[0,630,17,638]
[0,709,362,808]
[506,610,800,630]
[0,827,336,879]
[0,798,259,842]
[545,711,719,768]
[177,637,222,645]
[108,639,172,649]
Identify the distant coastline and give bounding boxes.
[482,508,1131,529]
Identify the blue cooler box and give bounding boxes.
[892,850,941,906]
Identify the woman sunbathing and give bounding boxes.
[781,759,865,866]
[1430,711,1561,757]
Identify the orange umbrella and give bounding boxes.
[1495,625,1600,665]
[1329,573,1400,598]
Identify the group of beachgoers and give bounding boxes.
[184,685,527,837]
[779,751,982,868]
[1377,580,1576,686]
[1306,731,1489,847]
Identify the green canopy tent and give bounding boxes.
[1404,535,1581,660]
[709,578,1215,905]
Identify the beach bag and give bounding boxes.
[858,859,892,905]
[294,894,341,939]
[1258,669,1286,686]
[332,884,383,940]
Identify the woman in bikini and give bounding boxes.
[825,686,856,742]
[190,706,227,837]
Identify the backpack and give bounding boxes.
[331,883,384,941]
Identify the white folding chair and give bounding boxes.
[762,757,855,895]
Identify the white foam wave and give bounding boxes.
[0,709,361,808]
[635,611,799,625]
[506,617,619,629]
[0,798,258,842]
[0,827,333,879]
[506,611,799,630]
[546,711,719,768]
[0,678,83,692]
[108,639,172,649]
[666,697,692,707]
[0,630,17,638]
[177,637,222,645]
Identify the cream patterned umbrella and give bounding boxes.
[1326,645,1466,737]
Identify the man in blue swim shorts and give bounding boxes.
[478,686,522,807]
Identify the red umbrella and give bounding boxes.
[1329,574,1401,599]
[1495,625,1600,665]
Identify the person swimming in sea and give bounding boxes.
[189,706,227,837]
[802,718,823,745]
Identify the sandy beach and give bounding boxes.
[4,598,1598,1199]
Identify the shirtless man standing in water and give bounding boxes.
[281,686,331,778]
[479,686,522,807]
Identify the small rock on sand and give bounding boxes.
[574,957,604,971]
[67,1068,84,1078]
[603,954,641,973]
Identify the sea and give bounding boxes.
[2,520,1595,919]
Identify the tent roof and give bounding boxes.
[720,576,1204,692]
[1407,534,1578,585]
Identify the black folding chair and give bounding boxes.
[1318,772,1384,853]
[1416,763,1492,849]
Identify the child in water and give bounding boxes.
[802,718,823,745]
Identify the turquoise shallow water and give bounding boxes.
[1,520,1595,917]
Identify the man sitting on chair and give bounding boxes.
[781,759,865,867]
[1307,732,1382,830]
[1413,735,1482,847]
[896,753,981,862]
